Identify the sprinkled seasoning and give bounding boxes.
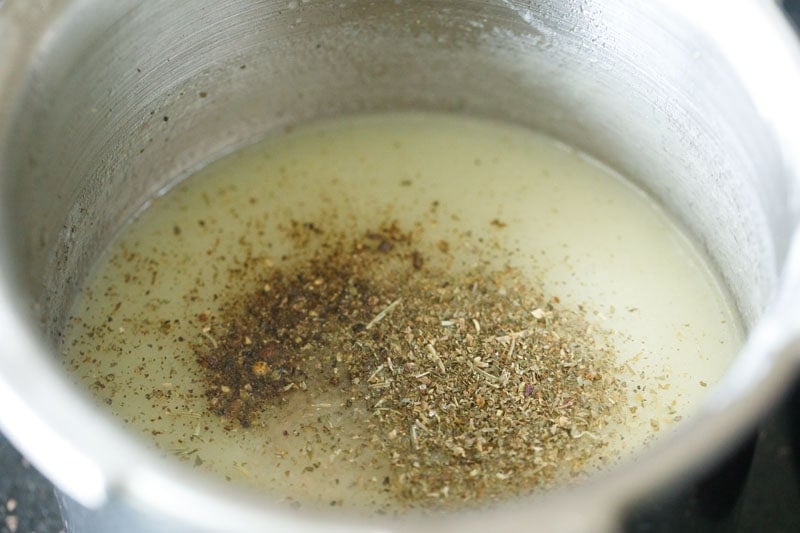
[194,220,627,508]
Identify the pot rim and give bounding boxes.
[1,0,800,531]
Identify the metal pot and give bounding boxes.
[1,0,800,531]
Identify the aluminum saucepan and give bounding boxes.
[1,0,800,531]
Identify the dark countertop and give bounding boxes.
[0,436,63,533]
[3,2,800,532]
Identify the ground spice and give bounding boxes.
[194,220,627,509]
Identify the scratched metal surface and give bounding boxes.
[2,1,800,532]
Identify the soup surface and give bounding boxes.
[62,113,742,514]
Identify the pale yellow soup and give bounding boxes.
[62,113,743,514]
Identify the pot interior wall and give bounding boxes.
[0,0,787,343]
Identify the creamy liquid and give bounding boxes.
[62,113,743,513]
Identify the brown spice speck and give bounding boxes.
[411,250,424,270]
[251,361,270,376]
